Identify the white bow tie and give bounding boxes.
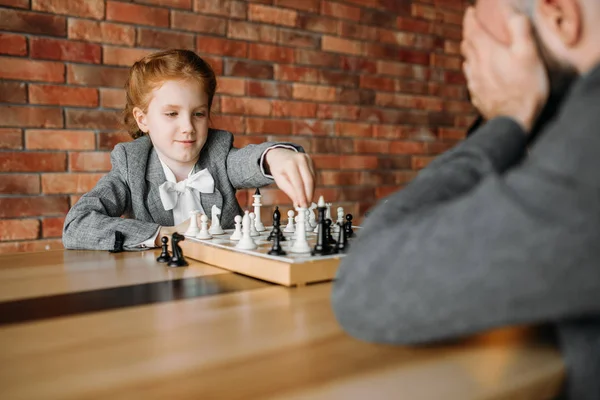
[159,168,214,211]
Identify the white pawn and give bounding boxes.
[195,214,212,240]
[230,215,243,241]
[209,205,225,235]
[249,212,259,237]
[236,211,257,250]
[290,207,310,253]
[284,210,295,233]
[184,210,199,237]
[333,207,344,234]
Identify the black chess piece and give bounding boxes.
[312,204,331,255]
[335,222,347,253]
[108,230,125,253]
[325,219,337,245]
[156,236,171,263]
[345,214,354,238]
[267,206,286,242]
[255,187,261,196]
[268,225,287,256]
[168,232,189,267]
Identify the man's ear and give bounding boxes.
[537,0,582,46]
[133,107,148,134]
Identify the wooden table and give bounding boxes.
[0,250,564,399]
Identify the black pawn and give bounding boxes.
[268,226,287,256]
[268,206,286,241]
[325,219,337,245]
[168,232,189,267]
[345,214,354,238]
[312,205,331,255]
[156,236,170,263]
[335,222,347,253]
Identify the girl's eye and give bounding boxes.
[165,112,177,117]
[194,112,206,117]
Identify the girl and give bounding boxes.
[63,49,315,250]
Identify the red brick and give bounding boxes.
[438,127,465,140]
[431,53,462,70]
[197,36,247,57]
[293,120,334,136]
[340,155,378,170]
[138,28,195,49]
[100,88,126,109]
[68,152,111,172]
[0,82,26,103]
[296,14,337,34]
[224,60,274,79]
[0,57,64,83]
[312,154,340,169]
[0,9,66,37]
[274,65,319,83]
[103,46,153,67]
[397,80,429,95]
[248,43,294,64]
[0,33,27,56]
[427,141,457,155]
[361,9,396,29]
[194,0,246,18]
[271,100,316,118]
[0,174,40,195]
[106,1,168,27]
[42,173,104,194]
[292,83,336,102]
[353,139,392,154]
[432,23,462,41]
[0,0,29,8]
[317,171,361,186]
[246,118,291,135]
[203,55,223,75]
[28,85,98,107]
[32,0,105,19]
[249,4,297,27]
[247,81,291,98]
[171,10,227,34]
[210,115,245,134]
[0,106,63,128]
[0,128,23,149]
[274,0,319,12]
[295,49,339,68]
[66,109,121,130]
[0,152,66,172]
[256,188,292,206]
[0,219,40,241]
[98,131,132,150]
[372,124,408,139]
[68,20,135,46]
[217,77,246,96]
[135,0,192,9]
[322,36,362,56]
[232,135,265,148]
[340,56,377,74]
[397,16,432,34]
[412,156,434,170]
[321,1,360,21]
[337,87,375,106]
[319,70,358,88]
[444,40,461,55]
[277,29,319,49]
[338,22,378,41]
[30,37,101,64]
[360,76,396,91]
[227,20,277,43]
[376,93,443,111]
[0,238,64,254]
[390,141,428,155]
[67,64,129,88]
[311,137,353,154]
[316,104,360,120]
[0,196,69,218]
[221,97,271,116]
[26,130,95,150]
[377,60,429,80]
[336,122,372,138]
[375,186,398,198]
[41,216,65,238]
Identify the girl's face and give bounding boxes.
[134,79,209,170]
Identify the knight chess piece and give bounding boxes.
[156,236,170,262]
[168,232,188,267]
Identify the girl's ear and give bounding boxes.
[133,107,148,133]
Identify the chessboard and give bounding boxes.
[179,226,357,287]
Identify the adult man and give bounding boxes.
[332,1,600,399]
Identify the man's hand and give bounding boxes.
[461,7,549,132]
[264,148,315,208]
[155,218,191,246]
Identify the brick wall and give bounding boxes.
[0,0,474,254]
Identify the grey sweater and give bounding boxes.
[332,64,600,400]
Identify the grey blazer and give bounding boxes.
[63,129,301,250]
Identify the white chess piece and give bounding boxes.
[284,210,295,233]
[290,207,310,253]
[249,212,259,237]
[252,189,266,232]
[195,214,212,240]
[314,196,325,233]
[325,202,332,221]
[184,210,199,237]
[230,215,243,241]
[333,207,344,234]
[236,211,257,250]
[308,203,317,228]
[209,205,225,235]
[304,209,312,231]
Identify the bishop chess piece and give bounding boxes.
[325,219,337,245]
[168,232,188,267]
[267,206,286,242]
[268,223,286,256]
[345,214,354,238]
[156,236,170,262]
[312,196,332,256]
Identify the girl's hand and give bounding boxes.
[264,148,315,208]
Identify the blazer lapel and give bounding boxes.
[146,149,174,226]
[195,155,223,219]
